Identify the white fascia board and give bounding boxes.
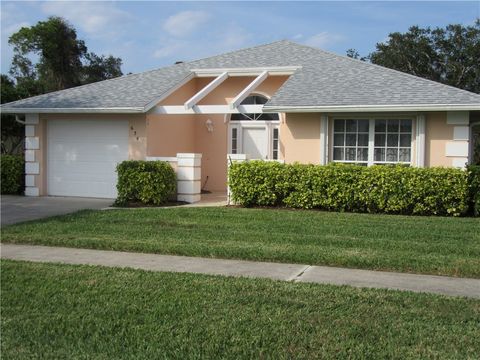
[263,104,480,113]
[230,71,269,110]
[0,107,144,114]
[152,104,263,115]
[192,66,300,77]
[184,72,228,110]
[143,72,195,112]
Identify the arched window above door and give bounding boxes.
[230,94,279,121]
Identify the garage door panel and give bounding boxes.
[48,179,118,199]
[48,161,118,179]
[48,144,127,162]
[48,119,129,198]
[48,120,126,138]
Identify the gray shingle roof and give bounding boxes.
[2,40,479,112]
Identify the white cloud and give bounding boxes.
[216,23,250,50]
[163,10,210,37]
[40,1,132,37]
[304,32,345,48]
[153,42,186,59]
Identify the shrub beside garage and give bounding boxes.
[1,155,24,194]
[229,161,479,217]
[115,160,176,206]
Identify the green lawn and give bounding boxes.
[2,207,480,277]
[2,260,479,359]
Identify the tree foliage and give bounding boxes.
[1,16,124,154]
[8,16,123,93]
[82,52,123,85]
[348,21,480,93]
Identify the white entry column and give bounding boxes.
[23,114,40,196]
[176,153,202,203]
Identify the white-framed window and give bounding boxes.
[332,118,413,166]
[231,127,238,154]
[333,119,369,164]
[374,119,412,164]
[272,128,279,160]
[228,94,280,160]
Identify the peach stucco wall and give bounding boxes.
[146,114,196,156]
[425,112,454,167]
[281,113,321,164]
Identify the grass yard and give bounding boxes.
[2,260,479,359]
[2,207,479,278]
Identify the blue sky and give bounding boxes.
[1,1,479,75]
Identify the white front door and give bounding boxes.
[229,123,279,160]
[242,127,268,159]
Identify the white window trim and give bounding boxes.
[415,114,426,167]
[319,115,328,165]
[331,117,414,166]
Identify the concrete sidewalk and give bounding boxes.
[1,243,479,299]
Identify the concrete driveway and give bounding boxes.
[1,195,113,226]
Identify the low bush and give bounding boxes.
[1,155,24,194]
[229,162,470,216]
[467,165,480,216]
[115,160,176,206]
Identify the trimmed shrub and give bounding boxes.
[467,165,480,216]
[1,155,24,194]
[115,160,176,206]
[229,162,470,216]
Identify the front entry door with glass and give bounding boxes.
[228,94,280,160]
[242,127,268,159]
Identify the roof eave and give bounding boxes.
[0,107,145,114]
[263,104,480,113]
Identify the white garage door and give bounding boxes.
[48,119,129,198]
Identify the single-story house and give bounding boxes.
[2,40,480,201]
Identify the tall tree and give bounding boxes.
[82,53,123,84]
[368,20,480,93]
[8,16,123,93]
[9,16,87,92]
[2,16,124,154]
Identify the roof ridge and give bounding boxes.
[185,40,291,67]
[287,40,480,98]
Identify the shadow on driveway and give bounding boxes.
[1,195,113,226]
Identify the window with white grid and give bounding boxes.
[374,119,412,164]
[333,118,413,166]
[333,119,369,164]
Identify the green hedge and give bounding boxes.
[467,165,480,216]
[115,160,176,206]
[229,162,471,216]
[1,155,24,194]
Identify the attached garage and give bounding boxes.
[47,119,129,198]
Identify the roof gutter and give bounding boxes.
[263,104,480,113]
[0,107,145,114]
